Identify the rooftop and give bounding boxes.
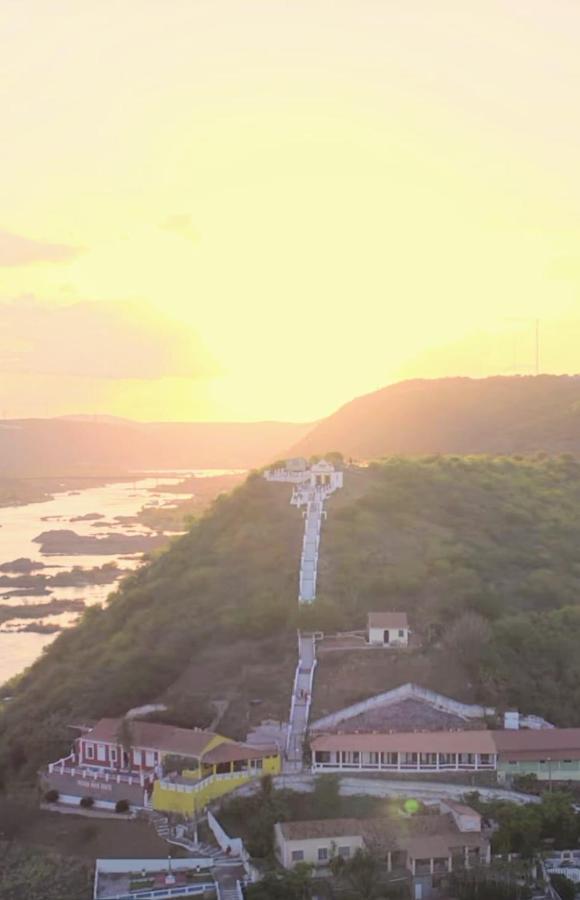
[493,727,580,760]
[316,697,486,734]
[278,810,488,860]
[202,741,278,764]
[311,727,580,759]
[368,612,409,630]
[312,729,497,754]
[278,818,364,841]
[85,718,220,759]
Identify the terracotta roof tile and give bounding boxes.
[368,612,409,630]
[85,718,219,758]
[311,730,497,754]
[202,742,278,764]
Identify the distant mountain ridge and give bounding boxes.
[290,375,580,459]
[0,418,313,475]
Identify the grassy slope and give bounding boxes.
[3,456,580,781]
[291,375,580,459]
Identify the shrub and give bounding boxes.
[79,796,94,809]
[44,788,59,803]
[115,798,130,813]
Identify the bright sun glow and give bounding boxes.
[2,0,580,421]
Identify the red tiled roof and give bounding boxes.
[278,819,364,841]
[84,718,219,758]
[492,728,580,761]
[311,730,497,754]
[368,612,409,630]
[278,815,488,860]
[203,742,278,764]
[312,727,580,760]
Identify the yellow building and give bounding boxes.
[43,717,281,816]
[152,738,281,816]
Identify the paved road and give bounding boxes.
[237,774,540,806]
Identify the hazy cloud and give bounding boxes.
[160,214,198,242]
[0,298,216,379]
[0,229,81,266]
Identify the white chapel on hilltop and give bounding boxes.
[264,458,343,604]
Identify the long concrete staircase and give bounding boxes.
[299,494,324,603]
[284,632,317,773]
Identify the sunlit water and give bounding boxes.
[0,471,230,685]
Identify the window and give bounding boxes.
[134,749,142,766]
[398,629,405,637]
[368,752,379,765]
[420,753,437,766]
[110,748,117,763]
[341,751,360,765]
[96,744,106,762]
[318,848,328,861]
[338,846,351,859]
[253,759,263,770]
[479,754,491,765]
[381,752,398,766]
[85,744,94,759]
[145,751,156,767]
[316,751,331,764]
[291,850,304,862]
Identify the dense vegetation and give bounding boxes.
[4,454,580,782]
[292,375,580,459]
[0,844,92,900]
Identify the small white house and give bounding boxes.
[368,612,409,647]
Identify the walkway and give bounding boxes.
[234,773,542,807]
[299,493,323,603]
[284,632,317,773]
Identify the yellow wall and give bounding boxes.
[152,755,282,816]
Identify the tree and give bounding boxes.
[330,848,384,900]
[550,874,575,900]
[444,612,492,672]
[116,718,134,763]
[246,864,315,900]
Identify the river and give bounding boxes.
[0,471,232,686]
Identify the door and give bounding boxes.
[383,629,390,644]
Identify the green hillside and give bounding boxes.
[3,455,580,783]
[291,375,580,459]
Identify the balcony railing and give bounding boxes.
[158,769,259,795]
[47,759,146,786]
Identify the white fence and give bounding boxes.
[207,811,260,882]
[93,858,214,900]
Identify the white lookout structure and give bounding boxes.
[264,458,343,604]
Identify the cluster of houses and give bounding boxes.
[37,455,580,899]
[43,718,281,815]
[275,798,491,887]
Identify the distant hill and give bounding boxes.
[4,455,580,780]
[0,418,313,475]
[290,375,580,459]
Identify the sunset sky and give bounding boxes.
[2,0,580,422]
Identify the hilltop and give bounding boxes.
[3,455,580,782]
[0,418,312,476]
[291,375,580,459]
